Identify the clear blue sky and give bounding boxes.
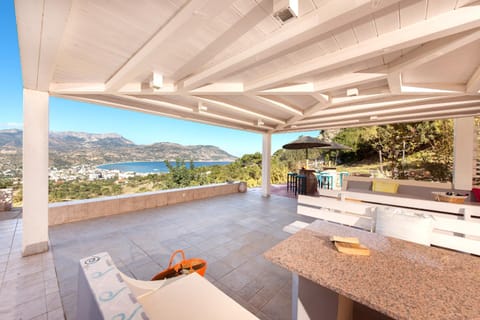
[0,1,318,157]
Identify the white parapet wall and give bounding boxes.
[49,182,245,226]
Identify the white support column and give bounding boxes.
[22,89,49,256]
[261,133,272,197]
[453,117,474,191]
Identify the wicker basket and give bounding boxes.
[432,192,468,204]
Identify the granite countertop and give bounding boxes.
[264,220,480,320]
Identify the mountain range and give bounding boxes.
[0,129,237,170]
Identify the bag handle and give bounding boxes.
[168,249,199,274]
[167,249,187,269]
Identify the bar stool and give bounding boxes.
[321,175,333,190]
[317,172,333,190]
[339,171,349,188]
[287,172,297,192]
[296,174,306,195]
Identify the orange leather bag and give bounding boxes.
[151,249,207,281]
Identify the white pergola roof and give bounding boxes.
[15,0,480,134]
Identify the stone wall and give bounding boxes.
[0,189,13,211]
[49,182,245,226]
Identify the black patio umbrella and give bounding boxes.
[318,141,352,164]
[318,141,352,151]
[282,136,331,166]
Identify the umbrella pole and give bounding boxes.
[305,148,308,169]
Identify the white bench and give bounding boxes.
[290,195,480,255]
[283,194,375,234]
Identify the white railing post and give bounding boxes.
[262,133,272,197]
[453,117,474,191]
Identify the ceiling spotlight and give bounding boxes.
[346,88,359,97]
[149,72,163,89]
[273,0,299,23]
[197,102,208,113]
[257,119,265,126]
[370,115,378,120]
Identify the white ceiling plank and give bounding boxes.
[333,27,358,49]
[374,105,480,121]
[182,0,403,90]
[402,82,466,93]
[173,0,273,81]
[310,93,330,105]
[387,29,480,73]
[275,98,331,130]
[352,17,378,43]
[14,0,45,90]
[117,94,276,130]
[245,6,480,91]
[456,0,480,8]
[466,65,480,93]
[399,0,427,28]
[330,92,391,105]
[387,72,403,93]
[114,94,194,112]
[287,109,480,131]
[193,96,285,124]
[188,83,244,95]
[105,0,235,91]
[427,0,458,18]
[314,73,387,93]
[373,3,400,36]
[49,82,106,94]
[300,98,480,123]
[281,119,361,132]
[247,95,303,115]
[258,83,316,94]
[309,95,469,118]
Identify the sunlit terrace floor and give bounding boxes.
[1,190,313,320]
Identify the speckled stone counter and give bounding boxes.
[264,220,480,320]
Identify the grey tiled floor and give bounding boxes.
[0,210,65,320]
[50,191,313,320]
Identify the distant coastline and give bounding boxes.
[97,161,231,173]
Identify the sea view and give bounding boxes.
[97,161,231,173]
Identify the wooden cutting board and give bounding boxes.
[334,242,371,256]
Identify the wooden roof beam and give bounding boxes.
[387,29,480,73]
[298,99,480,124]
[15,0,72,90]
[56,94,268,133]
[182,0,402,90]
[247,95,303,116]
[274,96,331,131]
[193,96,286,125]
[466,65,480,93]
[173,0,273,81]
[245,6,480,91]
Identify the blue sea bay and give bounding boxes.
[97,161,231,173]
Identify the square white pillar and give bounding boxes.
[453,117,474,191]
[262,133,272,197]
[22,89,49,256]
